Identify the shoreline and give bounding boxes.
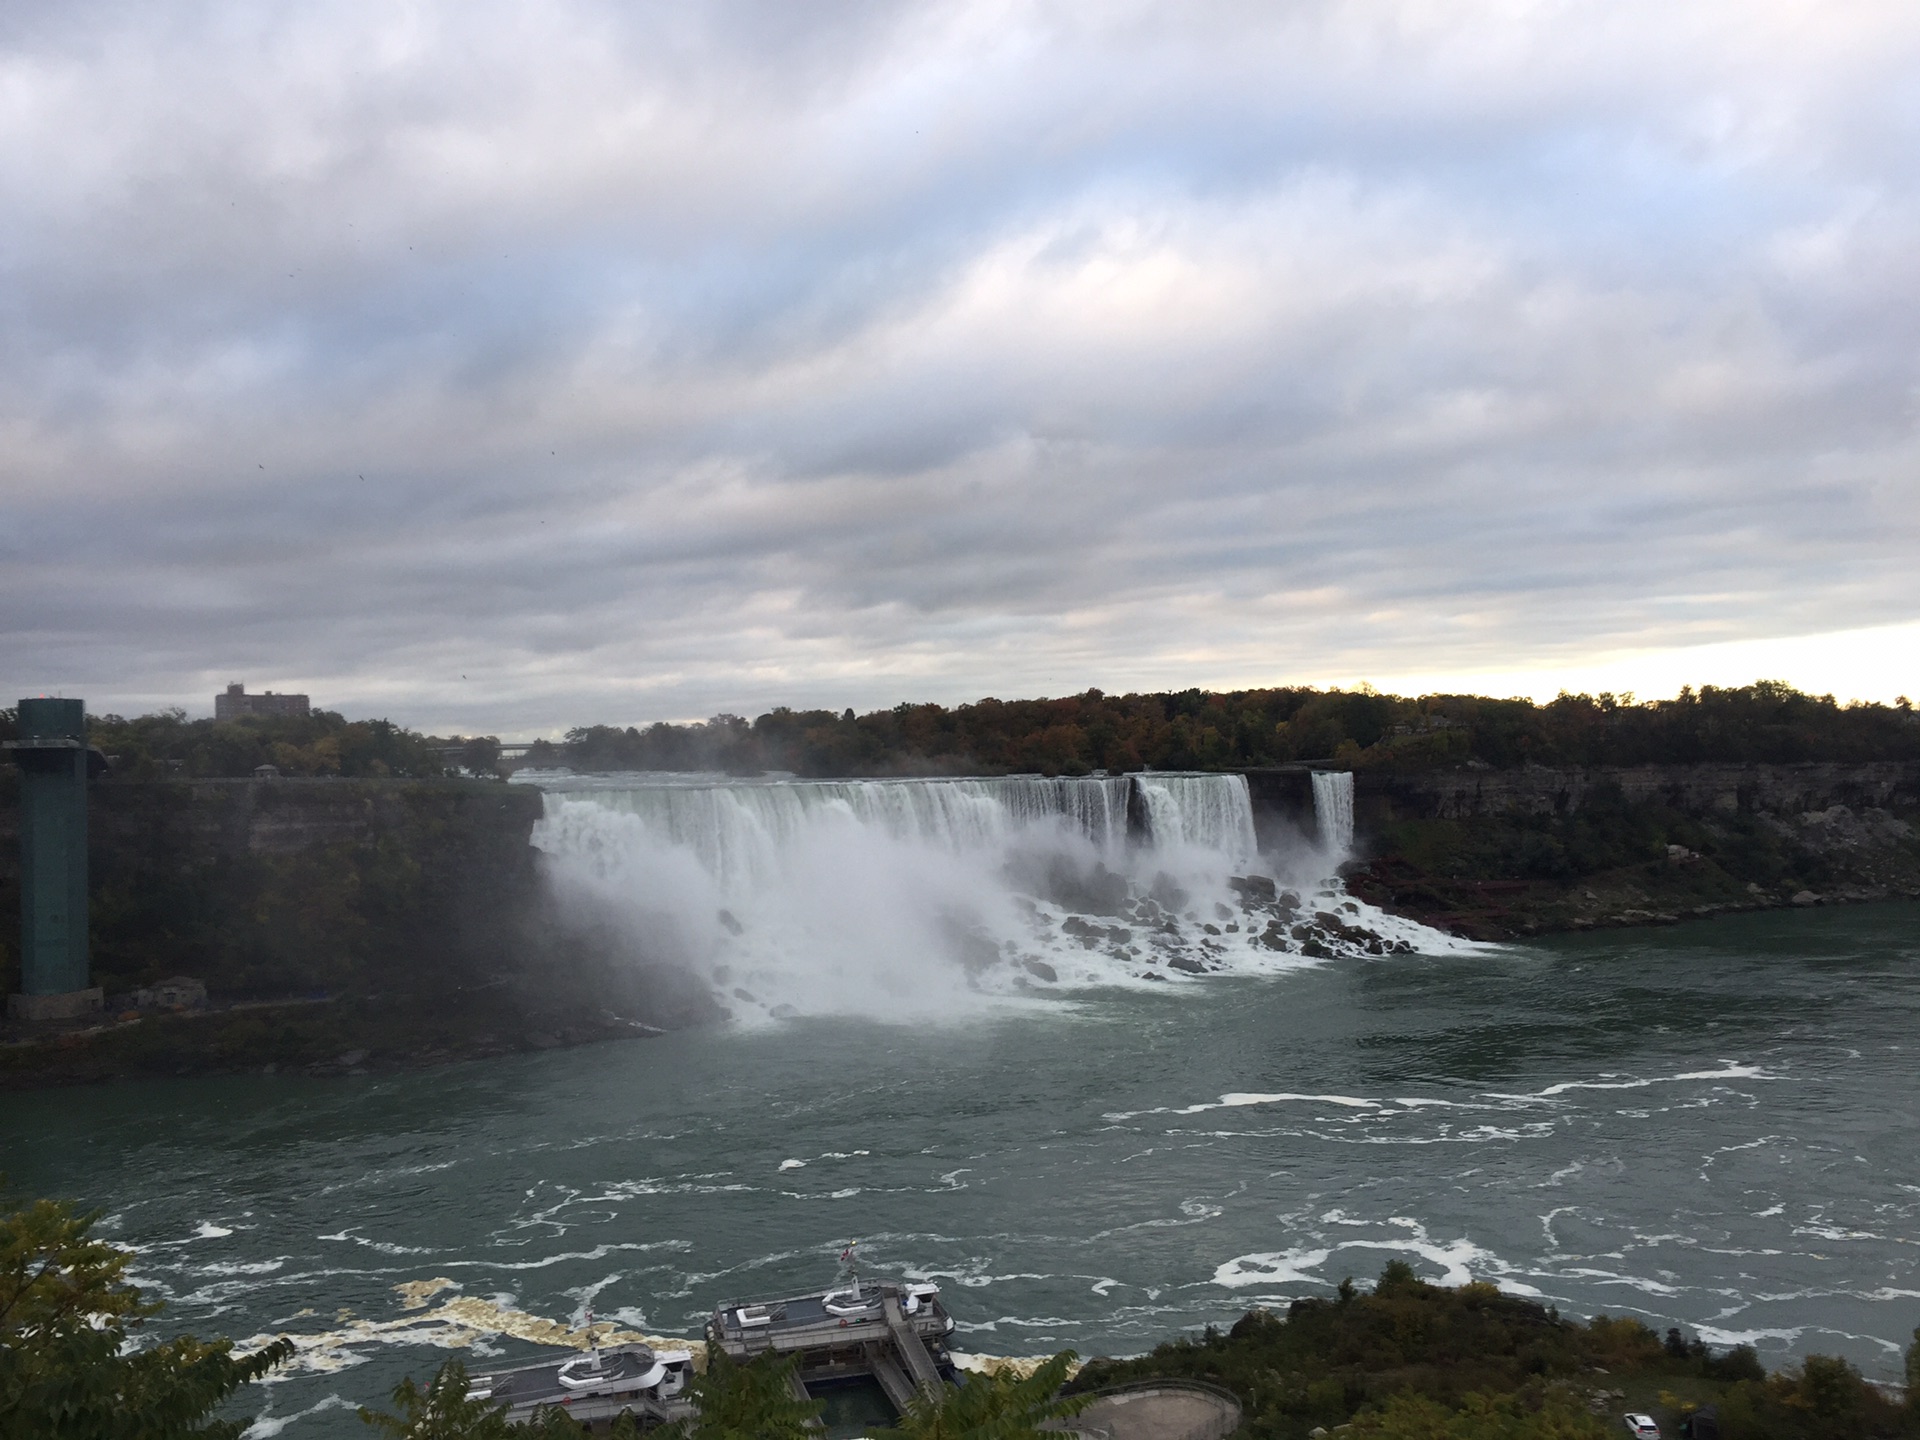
[0,993,666,1091]
[1348,863,1920,942]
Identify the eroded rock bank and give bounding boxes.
[1289,761,1920,939]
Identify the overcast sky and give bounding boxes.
[4,1,1917,734]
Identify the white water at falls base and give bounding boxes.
[529,771,1461,1023]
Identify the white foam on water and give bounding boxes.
[242,1394,359,1438]
[1109,1062,1780,1139]
[235,1286,697,1381]
[1490,1064,1781,1103]
[192,1260,288,1276]
[530,771,1467,1022]
[1696,1324,1810,1348]
[1213,1230,1508,1292]
[1105,1092,1382,1121]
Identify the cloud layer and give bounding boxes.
[4,1,1918,730]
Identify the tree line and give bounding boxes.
[3,681,1914,785]
[0,708,478,782]
[544,681,1920,778]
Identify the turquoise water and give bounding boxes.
[3,904,1917,1435]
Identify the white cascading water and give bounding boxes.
[529,770,1457,1023]
[1135,775,1259,859]
[1311,770,1355,857]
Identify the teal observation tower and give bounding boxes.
[6,697,104,1022]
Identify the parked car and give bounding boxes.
[1624,1414,1661,1439]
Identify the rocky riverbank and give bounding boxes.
[1333,763,1920,940]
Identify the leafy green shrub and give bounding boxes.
[0,1188,292,1438]
[1071,1263,1919,1440]
[878,1351,1087,1439]
[1345,1389,1608,1439]
[662,1343,821,1440]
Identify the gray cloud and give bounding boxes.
[3,0,1918,730]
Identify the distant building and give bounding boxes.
[216,683,310,722]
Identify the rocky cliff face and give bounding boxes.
[1325,762,1920,939]
[0,779,714,1086]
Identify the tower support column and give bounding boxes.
[6,697,101,1023]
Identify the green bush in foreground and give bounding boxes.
[358,1357,636,1439]
[660,1344,822,1440]
[1071,1261,1919,1440]
[0,1189,292,1439]
[359,1344,824,1440]
[1345,1389,1609,1439]
[878,1350,1089,1439]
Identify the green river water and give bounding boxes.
[2,903,1916,1435]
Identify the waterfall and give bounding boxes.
[526,767,1450,1021]
[1133,774,1258,862]
[1311,770,1355,855]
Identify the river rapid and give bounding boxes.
[1,776,1916,1437]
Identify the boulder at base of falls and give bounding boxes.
[1063,915,1132,948]
[1023,959,1059,983]
[1228,875,1276,904]
[1167,955,1207,975]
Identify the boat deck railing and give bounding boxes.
[711,1287,952,1359]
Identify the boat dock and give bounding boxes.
[464,1342,696,1429]
[708,1279,955,1415]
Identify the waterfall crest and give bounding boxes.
[554,774,1134,896]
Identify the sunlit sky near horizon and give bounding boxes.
[4,2,1918,735]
